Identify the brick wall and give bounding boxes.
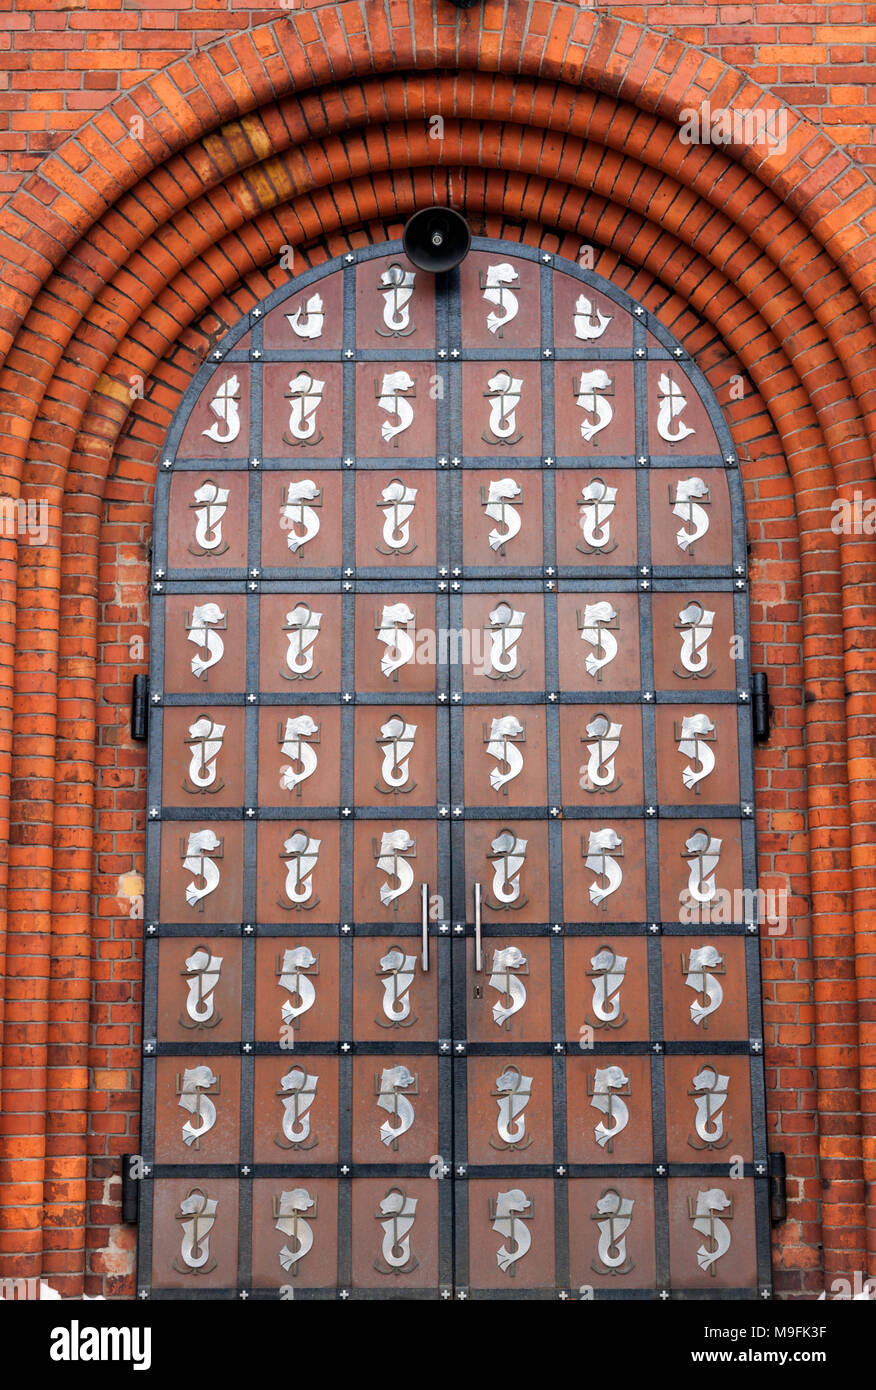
[1,2,874,200]
[0,2,873,1299]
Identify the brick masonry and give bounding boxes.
[0,2,873,1299]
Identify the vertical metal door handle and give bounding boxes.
[474,881,483,973]
[421,882,429,972]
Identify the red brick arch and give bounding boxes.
[0,4,873,1297]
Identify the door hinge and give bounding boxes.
[121,1154,141,1225]
[751,671,770,742]
[131,674,149,742]
[768,1151,787,1224]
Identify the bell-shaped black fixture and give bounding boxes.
[403,206,471,273]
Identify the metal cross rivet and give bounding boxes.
[241,1165,251,1175]
[342,807,352,817]
[643,691,654,702]
[212,351,222,361]
[162,457,173,469]
[653,1043,663,1054]
[550,806,561,817]
[149,807,159,819]
[343,582,352,591]
[635,348,645,358]
[344,458,354,468]
[345,253,354,263]
[242,1044,252,1054]
[439,806,449,817]
[153,581,163,592]
[139,1290,149,1300]
[736,579,745,589]
[548,692,558,702]
[725,455,736,465]
[546,566,555,576]
[455,1043,465,1053]
[339,1289,349,1299]
[146,924,156,934]
[450,349,460,359]
[143,1164,151,1176]
[437,692,447,702]
[454,924,463,934]
[246,808,255,818]
[735,564,746,575]
[656,1164,666,1174]
[452,567,461,577]
[344,567,354,577]
[542,253,552,263]
[451,456,460,466]
[438,349,447,359]
[247,693,257,703]
[438,566,448,577]
[438,581,447,591]
[144,1041,154,1053]
[543,457,554,467]
[452,692,461,703]
[341,1164,350,1174]
[341,1043,350,1052]
[451,581,460,591]
[251,350,262,360]
[457,1165,466,1176]
[250,457,260,468]
[543,348,552,358]
[646,806,656,816]
[250,568,260,578]
[556,1166,565,1175]
[248,581,257,591]
[634,306,644,317]
[751,1040,762,1053]
[440,1041,450,1051]
[747,920,757,933]
[253,307,262,318]
[640,566,650,576]
[739,690,749,702]
[239,1290,249,1299]
[344,350,354,359]
[453,806,463,817]
[558,1290,568,1300]
[650,923,660,933]
[640,579,650,590]
[637,455,648,466]
[756,1163,766,1175]
[341,924,350,933]
[441,1289,451,1300]
[552,924,562,933]
[743,805,753,816]
[438,456,448,467]
[546,580,555,590]
[458,1290,468,1300]
[342,693,353,703]
[155,568,165,579]
[660,1290,669,1301]
[555,1043,563,1053]
[761,1289,771,1299]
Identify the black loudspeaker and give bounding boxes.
[402,206,471,273]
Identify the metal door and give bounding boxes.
[138,241,771,1300]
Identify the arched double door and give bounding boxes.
[138,239,771,1299]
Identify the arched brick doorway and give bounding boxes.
[0,7,872,1297]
